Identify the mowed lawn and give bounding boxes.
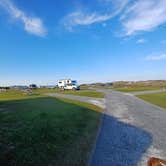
[115,87,162,93]
[137,92,166,109]
[36,88,104,98]
[0,90,102,166]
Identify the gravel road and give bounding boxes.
[46,91,166,166]
[89,90,166,166]
[46,93,105,109]
[129,89,166,96]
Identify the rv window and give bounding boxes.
[59,82,62,84]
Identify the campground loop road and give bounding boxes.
[46,93,106,109]
[129,89,166,96]
[46,90,166,166]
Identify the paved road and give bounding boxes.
[129,89,166,96]
[46,91,166,166]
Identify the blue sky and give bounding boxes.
[0,0,166,85]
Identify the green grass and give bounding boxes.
[137,92,166,108]
[35,88,104,98]
[115,87,162,92]
[0,90,102,166]
[0,90,32,101]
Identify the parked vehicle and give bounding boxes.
[57,79,80,90]
[29,84,38,89]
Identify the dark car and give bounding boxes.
[29,84,37,89]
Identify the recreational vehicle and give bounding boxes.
[57,79,80,90]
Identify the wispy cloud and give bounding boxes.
[146,54,166,60]
[0,0,47,37]
[63,0,166,36]
[121,0,166,35]
[136,38,146,44]
[63,0,129,31]
[63,12,112,31]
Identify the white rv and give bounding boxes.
[57,79,80,90]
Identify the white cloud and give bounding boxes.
[146,54,166,60]
[63,0,129,30]
[121,0,166,35]
[63,11,112,31]
[63,0,166,35]
[136,38,146,44]
[63,0,166,36]
[0,0,46,36]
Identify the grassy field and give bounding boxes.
[115,87,162,92]
[137,92,166,108]
[0,90,102,166]
[35,88,104,98]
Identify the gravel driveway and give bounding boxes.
[46,93,105,109]
[46,91,166,166]
[89,90,166,166]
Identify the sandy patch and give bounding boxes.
[108,102,134,124]
[88,99,106,109]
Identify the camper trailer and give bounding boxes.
[57,79,80,90]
